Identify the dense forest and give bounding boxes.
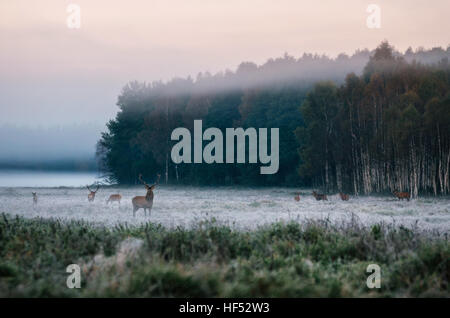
[97,42,450,195]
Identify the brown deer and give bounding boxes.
[132,173,161,217]
[294,193,300,201]
[32,192,38,205]
[87,185,99,202]
[107,194,122,205]
[339,192,350,201]
[393,191,410,201]
[312,191,328,201]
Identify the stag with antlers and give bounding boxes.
[132,173,161,217]
[86,184,99,202]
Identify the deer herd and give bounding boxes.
[29,173,412,216]
[294,190,410,201]
[30,173,161,216]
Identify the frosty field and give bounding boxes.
[1,186,449,232]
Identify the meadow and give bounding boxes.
[1,187,449,231]
[0,213,448,297]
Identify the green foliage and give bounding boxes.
[1,214,448,297]
[0,214,125,296]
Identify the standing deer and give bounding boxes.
[32,192,38,205]
[87,185,99,202]
[393,191,410,201]
[312,191,328,201]
[294,193,300,201]
[339,192,350,201]
[107,194,122,205]
[132,173,161,217]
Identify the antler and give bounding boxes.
[138,173,150,188]
[139,173,161,189]
[87,184,99,193]
[150,173,161,187]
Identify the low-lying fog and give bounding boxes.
[1,187,449,233]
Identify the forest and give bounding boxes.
[97,42,450,195]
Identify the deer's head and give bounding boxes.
[87,185,99,201]
[87,185,99,194]
[139,173,161,199]
[32,192,37,203]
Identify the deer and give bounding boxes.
[339,192,350,201]
[32,192,38,205]
[294,193,301,201]
[132,173,161,217]
[107,194,122,205]
[312,191,328,201]
[393,191,410,201]
[87,184,99,202]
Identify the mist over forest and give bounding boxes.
[2,43,448,174]
[106,45,449,96]
[97,42,450,195]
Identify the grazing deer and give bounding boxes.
[132,173,161,217]
[294,193,300,201]
[339,192,349,201]
[393,191,410,201]
[87,185,99,202]
[32,192,38,205]
[312,191,328,201]
[107,194,122,205]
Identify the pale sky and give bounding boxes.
[0,0,449,128]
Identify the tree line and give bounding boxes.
[97,42,450,195]
[298,42,450,196]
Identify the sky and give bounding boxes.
[0,0,449,160]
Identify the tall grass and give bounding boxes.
[0,213,448,297]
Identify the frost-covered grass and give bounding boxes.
[0,214,448,297]
[0,187,449,232]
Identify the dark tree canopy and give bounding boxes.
[98,42,450,194]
